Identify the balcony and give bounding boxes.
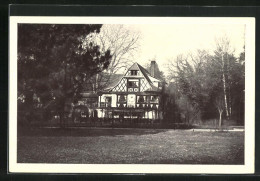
[100,102,112,108]
[88,103,98,108]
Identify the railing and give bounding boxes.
[77,101,98,108]
[99,102,159,109]
[88,103,98,108]
[100,102,112,108]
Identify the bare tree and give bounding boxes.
[82,25,140,92]
[83,72,114,93]
[88,24,141,74]
[166,35,244,126]
[166,52,207,124]
[214,35,234,119]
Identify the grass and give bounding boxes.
[17,127,244,164]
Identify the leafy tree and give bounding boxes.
[161,82,181,124]
[18,24,112,126]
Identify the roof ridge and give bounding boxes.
[136,63,153,86]
[137,62,164,82]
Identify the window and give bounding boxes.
[127,79,139,92]
[101,96,111,107]
[131,70,137,76]
[137,95,146,103]
[150,95,159,103]
[93,110,98,118]
[118,95,127,103]
[127,79,139,88]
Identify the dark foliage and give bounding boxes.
[18,24,112,126]
[168,45,245,126]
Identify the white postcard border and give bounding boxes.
[9,16,255,174]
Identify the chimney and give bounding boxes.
[150,61,155,77]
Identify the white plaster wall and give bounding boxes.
[148,111,153,119]
[153,81,159,87]
[96,109,104,118]
[100,94,117,107]
[112,94,117,107]
[127,94,136,108]
[145,111,154,119]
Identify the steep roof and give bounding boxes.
[103,73,124,91]
[81,72,124,93]
[105,62,163,92]
[128,63,140,71]
[136,63,162,85]
[82,62,164,94]
[136,63,153,85]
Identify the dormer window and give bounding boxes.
[131,70,137,76]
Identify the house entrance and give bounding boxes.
[105,97,112,107]
[127,94,136,108]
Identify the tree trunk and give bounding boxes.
[95,74,99,93]
[219,110,223,129]
[62,62,68,128]
[222,73,229,118]
[228,86,232,118]
[226,53,231,117]
[229,95,232,117]
[221,53,229,119]
[59,111,64,128]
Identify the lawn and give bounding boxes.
[17,127,244,164]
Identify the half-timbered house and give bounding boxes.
[96,61,165,120]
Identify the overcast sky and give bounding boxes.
[126,24,245,75]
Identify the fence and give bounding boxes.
[22,117,193,129]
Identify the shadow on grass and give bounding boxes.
[18,126,168,137]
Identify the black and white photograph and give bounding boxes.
[9,16,255,173]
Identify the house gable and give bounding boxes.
[110,62,158,93]
[140,78,151,92]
